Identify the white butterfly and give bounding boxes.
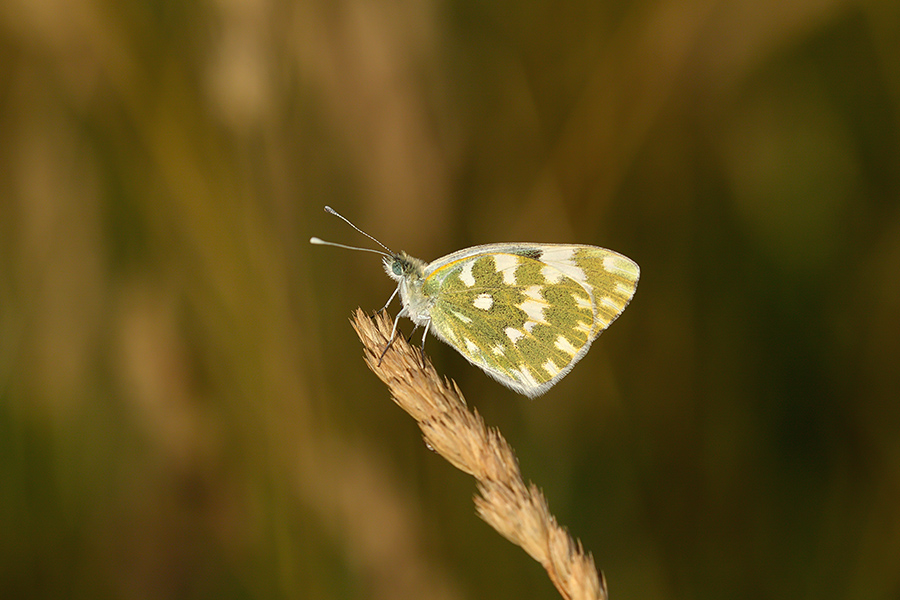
[312,207,639,397]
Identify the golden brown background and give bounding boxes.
[2,0,899,598]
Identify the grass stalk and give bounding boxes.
[351,309,608,600]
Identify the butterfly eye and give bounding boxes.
[392,261,403,276]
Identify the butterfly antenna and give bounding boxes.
[309,237,389,256]
[321,206,394,254]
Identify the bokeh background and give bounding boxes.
[2,0,899,598]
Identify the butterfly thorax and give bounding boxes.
[384,252,433,327]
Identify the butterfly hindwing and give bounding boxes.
[421,244,639,397]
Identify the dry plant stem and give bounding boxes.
[351,309,608,600]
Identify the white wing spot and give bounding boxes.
[493,253,520,285]
[541,264,564,283]
[518,298,547,324]
[491,344,506,356]
[542,247,586,282]
[459,261,476,287]
[523,320,538,333]
[523,285,544,301]
[541,247,576,262]
[557,262,586,283]
[473,293,493,310]
[555,335,578,356]
[464,338,480,355]
[505,327,525,344]
[543,359,561,377]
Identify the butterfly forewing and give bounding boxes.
[421,244,639,397]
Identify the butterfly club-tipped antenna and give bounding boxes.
[309,206,395,257]
[309,206,400,310]
[311,206,408,362]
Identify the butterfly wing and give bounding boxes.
[421,244,639,397]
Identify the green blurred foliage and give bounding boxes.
[1,0,899,598]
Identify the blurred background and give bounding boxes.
[2,0,899,598]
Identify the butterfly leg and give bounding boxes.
[377,306,406,365]
[388,307,404,341]
[420,320,430,350]
[417,319,431,367]
[375,285,400,315]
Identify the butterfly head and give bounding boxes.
[384,252,426,284]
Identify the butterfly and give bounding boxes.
[311,206,639,398]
